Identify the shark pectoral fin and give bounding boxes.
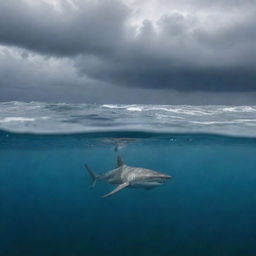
[102,182,129,198]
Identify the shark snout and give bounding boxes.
[158,173,172,179]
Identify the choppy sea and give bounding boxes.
[1,102,256,256]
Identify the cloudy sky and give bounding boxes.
[0,0,256,104]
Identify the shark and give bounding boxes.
[85,156,172,198]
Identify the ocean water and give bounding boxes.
[1,102,256,256]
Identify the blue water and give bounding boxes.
[1,129,256,256]
[1,102,256,255]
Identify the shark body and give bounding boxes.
[85,156,172,198]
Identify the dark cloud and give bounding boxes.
[0,0,129,56]
[78,65,256,92]
[0,0,256,103]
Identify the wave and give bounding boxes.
[0,117,35,123]
[0,102,256,137]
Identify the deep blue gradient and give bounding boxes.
[1,131,256,256]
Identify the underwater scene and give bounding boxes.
[1,102,256,256]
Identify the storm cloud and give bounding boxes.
[0,0,256,103]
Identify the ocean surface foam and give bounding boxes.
[0,102,256,137]
[0,117,35,123]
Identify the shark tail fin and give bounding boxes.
[85,164,98,188]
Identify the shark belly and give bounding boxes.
[106,177,123,184]
[130,181,162,189]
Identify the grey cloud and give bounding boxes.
[0,47,256,105]
[154,0,255,11]
[0,0,256,99]
[0,0,129,56]
[74,10,256,91]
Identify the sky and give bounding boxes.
[0,0,256,104]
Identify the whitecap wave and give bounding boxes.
[0,117,35,123]
[102,104,126,109]
[0,102,256,137]
[222,106,256,112]
[126,107,143,112]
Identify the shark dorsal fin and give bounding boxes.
[102,182,129,198]
[117,156,124,167]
